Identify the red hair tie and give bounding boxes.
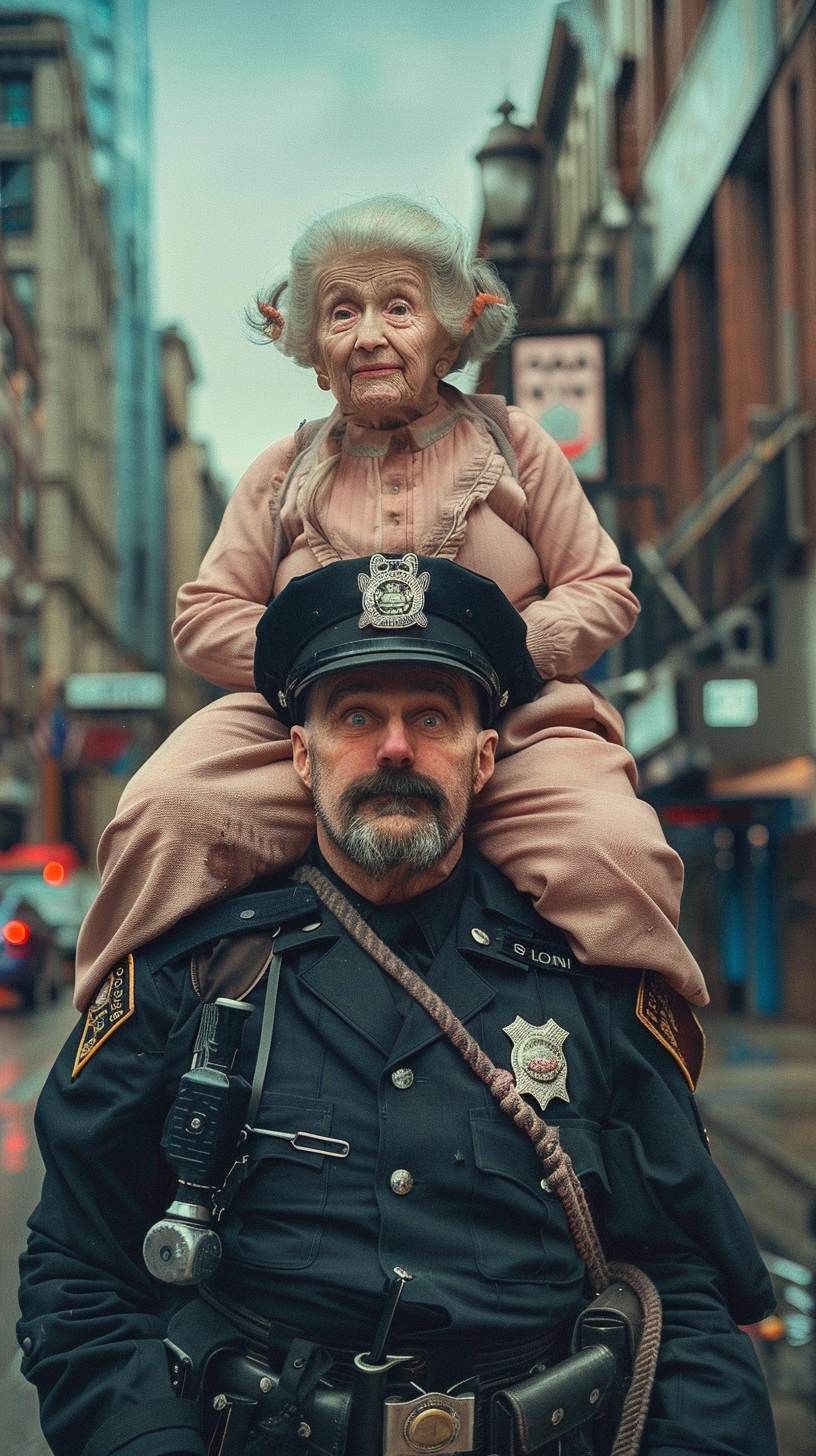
[259,302,285,339]
[471,291,507,318]
[464,291,508,333]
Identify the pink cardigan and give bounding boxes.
[174,387,638,689]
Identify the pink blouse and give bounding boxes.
[174,388,638,691]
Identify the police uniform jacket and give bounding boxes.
[18,850,775,1456]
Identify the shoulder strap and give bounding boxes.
[463,393,518,480]
[140,883,318,977]
[293,416,330,455]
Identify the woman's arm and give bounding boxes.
[507,408,640,678]
[173,438,297,691]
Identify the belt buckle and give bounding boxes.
[383,1391,475,1455]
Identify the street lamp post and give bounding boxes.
[475,99,542,290]
[475,100,542,398]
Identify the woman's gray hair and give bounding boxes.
[254,195,516,373]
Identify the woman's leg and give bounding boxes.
[74,693,314,1010]
[469,681,709,1004]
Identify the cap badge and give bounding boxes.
[358,553,430,631]
[502,1016,570,1113]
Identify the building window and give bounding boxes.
[0,443,13,529]
[0,75,32,126]
[8,269,36,325]
[18,473,36,555]
[0,321,13,374]
[0,159,33,234]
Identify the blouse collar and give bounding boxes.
[340,385,463,458]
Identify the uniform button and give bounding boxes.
[390,1168,414,1195]
[239,909,255,920]
[21,1336,32,1355]
[302,921,322,932]
[471,928,491,946]
[391,1067,414,1089]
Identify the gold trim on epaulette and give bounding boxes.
[635,970,705,1091]
[72,955,136,1078]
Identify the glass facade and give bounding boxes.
[2,0,165,668]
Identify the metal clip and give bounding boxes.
[246,1127,350,1158]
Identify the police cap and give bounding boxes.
[254,553,542,725]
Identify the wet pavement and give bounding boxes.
[1,998,815,1453]
[0,992,76,1456]
[697,1013,816,1454]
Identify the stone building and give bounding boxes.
[2,0,164,674]
[161,325,226,730]
[0,12,122,852]
[0,238,41,848]
[476,0,816,1018]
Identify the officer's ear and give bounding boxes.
[290,725,313,789]
[472,728,498,796]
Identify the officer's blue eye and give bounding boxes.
[421,714,441,727]
[349,711,367,726]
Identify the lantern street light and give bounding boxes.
[475,100,542,283]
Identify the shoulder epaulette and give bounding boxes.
[636,970,706,1090]
[139,882,319,975]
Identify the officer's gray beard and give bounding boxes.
[311,766,471,880]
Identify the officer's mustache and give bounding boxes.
[341,769,446,818]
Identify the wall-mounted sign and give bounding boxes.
[702,678,758,728]
[512,334,607,481]
[625,679,678,760]
[65,672,166,712]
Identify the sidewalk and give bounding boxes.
[697,1014,816,1454]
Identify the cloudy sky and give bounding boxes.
[148,0,556,490]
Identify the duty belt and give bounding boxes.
[165,1285,642,1456]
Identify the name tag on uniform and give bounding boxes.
[501,934,573,971]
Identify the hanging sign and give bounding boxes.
[512,334,607,481]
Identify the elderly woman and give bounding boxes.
[74,195,706,1010]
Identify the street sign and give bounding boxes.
[65,673,166,711]
[703,678,758,728]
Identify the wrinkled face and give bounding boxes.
[291,665,497,880]
[312,253,458,426]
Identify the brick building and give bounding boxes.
[0,13,123,855]
[0,238,40,848]
[161,325,226,731]
[477,0,816,1017]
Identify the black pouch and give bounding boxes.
[489,1344,616,1455]
[490,1282,644,1456]
[571,1281,643,1370]
[204,1343,352,1456]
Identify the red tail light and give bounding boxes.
[2,920,31,946]
[43,861,65,885]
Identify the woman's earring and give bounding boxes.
[434,360,448,378]
[316,373,331,391]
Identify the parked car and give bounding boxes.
[0,888,64,1010]
[0,842,99,966]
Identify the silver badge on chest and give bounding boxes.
[502,1016,570,1113]
[358,553,430,630]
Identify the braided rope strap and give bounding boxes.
[294,864,662,1456]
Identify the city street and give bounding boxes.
[1,996,814,1454]
[0,993,75,1456]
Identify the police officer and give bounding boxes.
[18,555,777,1456]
